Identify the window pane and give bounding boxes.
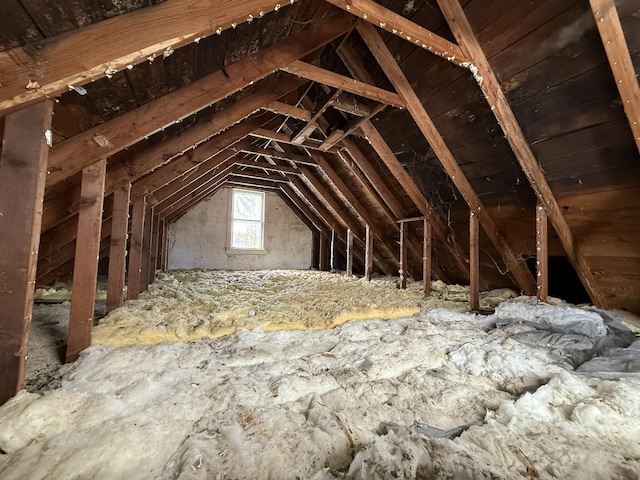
[232,220,263,249]
[233,190,263,221]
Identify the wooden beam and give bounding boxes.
[319,103,387,151]
[44,16,354,186]
[281,60,405,108]
[469,212,480,310]
[149,215,160,285]
[346,229,354,276]
[423,219,432,296]
[127,198,146,300]
[106,184,131,312]
[234,159,302,175]
[357,22,535,295]
[66,159,107,363]
[250,128,339,153]
[331,93,371,117]
[264,101,313,122]
[0,100,53,405]
[399,222,408,289]
[292,89,342,144]
[0,0,304,116]
[536,201,549,302]
[330,230,337,273]
[365,225,374,280]
[140,207,154,293]
[359,120,470,277]
[324,0,468,65]
[436,0,606,306]
[239,144,319,166]
[279,185,330,237]
[590,0,640,155]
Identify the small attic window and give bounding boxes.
[230,189,265,250]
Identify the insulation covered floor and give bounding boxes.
[1,270,639,479]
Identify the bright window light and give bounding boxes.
[231,189,265,249]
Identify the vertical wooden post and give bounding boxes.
[399,221,408,289]
[0,101,53,404]
[365,224,374,281]
[330,229,336,273]
[469,211,480,310]
[66,159,107,363]
[127,198,146,300]
[536,200,549,302]
[346,228,354,276]
[311,230,320,271]
[318,234,326,271]
[149,214,160,284]
[423,218,432,296]
[159,219,167,271]
[106,184,130,312]
[140,206,153,293]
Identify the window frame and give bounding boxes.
[228,188,266,252]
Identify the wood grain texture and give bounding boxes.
[536,200,549,301]
[0,0,305,116]
[127,198,146,300]
[590,0,640,155]
[469,211,479,310]
[66,159,106,363]
[0,100,53,405]
[106,184,131,312]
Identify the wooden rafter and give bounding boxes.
[323,0,468,65]
[106,185,131,312]
[281,60,405,109]
[44,16,353,186]
[589,0,640,155]
[435,0,607,306]
[356,21,536,295]
[0,0,304,116]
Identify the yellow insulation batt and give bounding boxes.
[92,270,474,346]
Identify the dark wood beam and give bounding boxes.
[0,101,53,405]
[106,184,131,312]
[365,225,373,280]
[399,222,408,289]
[423,219,432,296]
[140,207,153,293]
[127,198,147,300]
[66,160,106,363]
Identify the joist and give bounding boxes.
[0,100,53,404]
[357,21,536,295]
[436,0,607,306]
[0,0,304,116]
[346,229,354,276]
[319,103,387,151]
[127,198,147,300]
[106,184,131,312]
[264,101,313,122]
[589,0,640,156]
[331,94,371,117]
[323,0,468,65]
[364,225,374,281]
[399,222,408,289]
[281,60,405,109]
[234,159,303,175]
[239,144,319,166]
[292,89,342,144]
[66,159,107,363]
[44,16,354,186]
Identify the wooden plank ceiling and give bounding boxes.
[0,0,638,313]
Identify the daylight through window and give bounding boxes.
[231,189,265,250]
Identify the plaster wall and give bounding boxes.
[167,188,312,270]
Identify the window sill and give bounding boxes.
[226,248,268,255]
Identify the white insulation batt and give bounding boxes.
[1,270,639,479]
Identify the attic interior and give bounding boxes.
[0,0,640,477]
